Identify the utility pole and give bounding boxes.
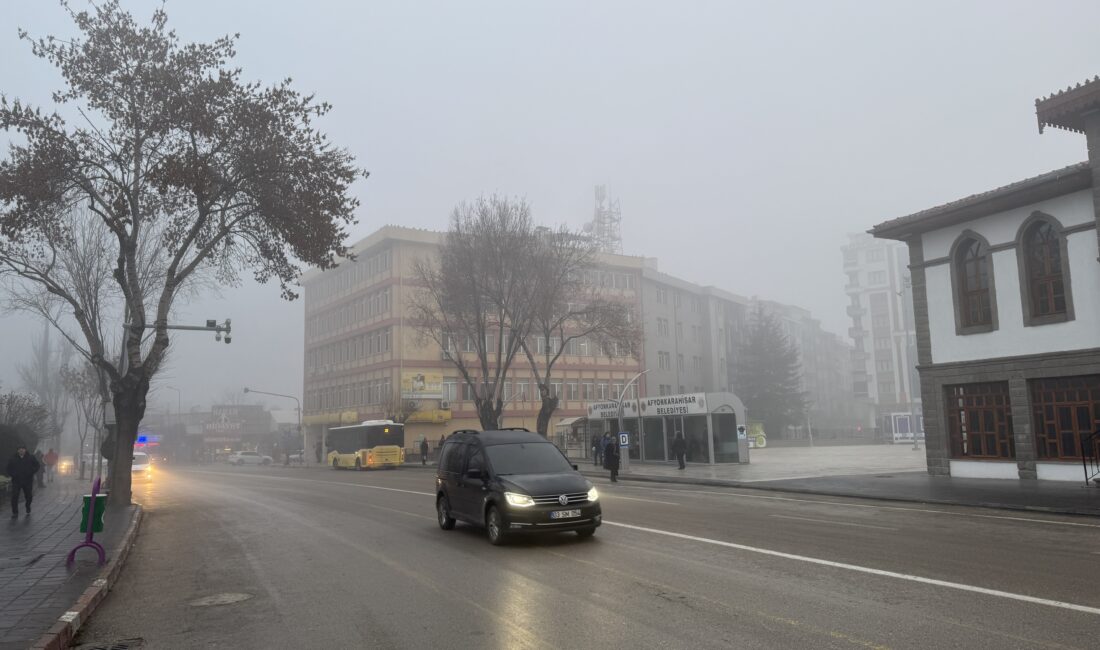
[243,388,302,462]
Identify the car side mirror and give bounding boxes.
[466,468,484,480]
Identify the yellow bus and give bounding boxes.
[327,420,406,470]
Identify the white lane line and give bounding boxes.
[184,469,436,496]
[606,484,1100,528]
[602,494,679,506]
[604,520,1100,616]
[768,514,898,531]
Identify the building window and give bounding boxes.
[1030,375,1100,461]
[657,318,670,337]
[866,249,885,262]
[657,351,671,370]
[869,292,888,313]
[1018,214,1073,325]
[868,271,886,285]
[950,234,997,334]
[945,382,1014,460]
[677,354,685,371]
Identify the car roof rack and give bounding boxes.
[450,429,480,436]
[498,427,532,432]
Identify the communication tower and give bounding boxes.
[584,185,623,254]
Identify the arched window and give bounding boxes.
[956,238,992,327]
[950,232,998,335]
[1023,220,1066,318]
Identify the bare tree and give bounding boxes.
[383,394,419,424]
[409,196,542,430]
[520,229,641,436]
[17,325,72,450]
[0,388,51,462]
[0,2,364,505]
[60,362,103,480]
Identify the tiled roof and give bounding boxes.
[870,162,1091,240]
[1036,75,1100,134]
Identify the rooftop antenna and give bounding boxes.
[584,184,623,254]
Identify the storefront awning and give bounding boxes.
[555,416,584,430]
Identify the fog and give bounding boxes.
[2,0,1098,411]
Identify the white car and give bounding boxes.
[228,451,273,466]
[132,451,153,481]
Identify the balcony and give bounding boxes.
[848,326,866,339]
[846,304,866,318]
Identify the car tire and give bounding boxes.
[437,496,456,530]
[576,527,596,539]
[486,505,507,546]
[332,458,340,470]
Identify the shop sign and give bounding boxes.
[639,393,708,417]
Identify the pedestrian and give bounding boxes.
[437,434,445,451]
[44,448,58,483]
[592,434,603,467]
[314,440,323,464]
[603,435,620,482]
[6,445,40,518]
[671,432,687,470]
[33,450,46,488]
[419,437,430,466]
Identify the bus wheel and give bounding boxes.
[355,458,362,471]
[332,458,339,470]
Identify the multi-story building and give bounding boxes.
[870,75,1100,482]
[300,225,645,453]
[842,233,922,440]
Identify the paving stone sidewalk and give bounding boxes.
[0,478,128,650]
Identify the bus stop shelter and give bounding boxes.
[583,392,749,464]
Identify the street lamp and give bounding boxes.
[243,387,302,462]
[616,370,649,472]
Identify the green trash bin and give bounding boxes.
[81,494,107,533]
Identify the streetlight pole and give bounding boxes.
[616,370,649,472]
[243,387,302,462]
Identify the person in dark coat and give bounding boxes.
[419,437,430,465]
[671,432,687,470]
[592,434,603,467]
[7,445,40,518]
[602,437,620,482]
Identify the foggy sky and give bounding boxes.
[2,0,1099,412]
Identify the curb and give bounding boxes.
[30,504,145,650]
[578,470,1100,518]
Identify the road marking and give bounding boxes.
[768,514,898,531]
[602,494,679,506]
[606,484,1100,528]
[604,521,1100,616]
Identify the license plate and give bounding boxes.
[550,509,581,519]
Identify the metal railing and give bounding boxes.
[1083,429,1100,487]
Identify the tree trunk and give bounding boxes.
[536,396,558,437]
[106,375,149,506]
[476,398,500,431]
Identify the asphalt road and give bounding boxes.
[76,464,1100,649]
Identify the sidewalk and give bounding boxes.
[0,478,136,650]
[575,459,1100,517]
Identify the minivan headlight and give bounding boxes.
[587,486,599,502]
[504,492,535,508]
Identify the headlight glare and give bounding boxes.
[587,486,599,502]
[504,492,535,507]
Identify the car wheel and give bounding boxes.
[262,459,271,466]
[576,527,596,539]
[437,496,456,530]
[332,458,340,470]
[355,458,362,471]
[486,505,507,546]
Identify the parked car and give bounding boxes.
[227,451,273,466]
[132,451,153,481]
[435,428,601,545]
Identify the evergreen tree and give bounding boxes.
[733,305,808,438]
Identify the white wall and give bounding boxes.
[922,190,1100,364]
[1035,462,1088,482]
[949,459,1018,479]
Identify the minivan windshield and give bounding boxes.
[485,442,573,475]
[133,452,149,465]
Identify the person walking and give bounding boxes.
[603,435,620,483]
[44,448,59,483]
[419,437,430,466]
[671,432,687,470]
[33,450,46,488]
[7,445,40,518]
[592,434,603,467]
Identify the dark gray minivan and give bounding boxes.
[435,429,602,545]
